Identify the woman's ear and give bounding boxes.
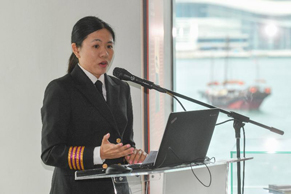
[71,43,80,59]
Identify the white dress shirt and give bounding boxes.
[78,64,106,164]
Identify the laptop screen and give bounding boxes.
[154,108,219,168]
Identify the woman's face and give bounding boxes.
[73,28,114,78]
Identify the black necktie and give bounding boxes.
[95,80,104,99]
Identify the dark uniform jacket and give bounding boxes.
[41,65,135,194]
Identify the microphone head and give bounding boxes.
[113,67,123,79]
[113,67,132,81]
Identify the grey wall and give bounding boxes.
[0,0,143,193]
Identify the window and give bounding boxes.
[173,0,291,193]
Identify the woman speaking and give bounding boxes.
[41,16,147,194]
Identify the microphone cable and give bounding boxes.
[166,91,187,111]
[215,119,234,126]
[217,119,246,194]
[216,119,247,194]
[242,125,246,194]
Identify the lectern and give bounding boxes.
[75,159,251,194]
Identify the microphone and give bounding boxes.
[113,67,166,93]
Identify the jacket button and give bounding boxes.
[102,163,108,169]
[116,138,121,143]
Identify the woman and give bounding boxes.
[41,16,147,194]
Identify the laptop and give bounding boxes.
[128,108,219,170]
[75,108,219,178]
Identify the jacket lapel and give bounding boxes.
[105,74,120,114]
[70,65,119,134]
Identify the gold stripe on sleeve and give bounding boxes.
[76,146,81,170]
[72,146,77,170]
[80,146,85,170]
[68,147,73,170]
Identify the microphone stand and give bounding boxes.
[114,67,284,194]
[158,87,284,194]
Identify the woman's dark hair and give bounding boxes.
[67,16,115,73]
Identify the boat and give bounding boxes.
[200,79,271,110]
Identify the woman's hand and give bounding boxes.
[125,148,147,164]
[100,133,134,160]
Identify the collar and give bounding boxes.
[78,64,105,85]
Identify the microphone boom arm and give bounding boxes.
[113,67,284,135]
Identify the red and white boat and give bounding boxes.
[200,79,271,110]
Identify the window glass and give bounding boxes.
[173,0,291,191]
